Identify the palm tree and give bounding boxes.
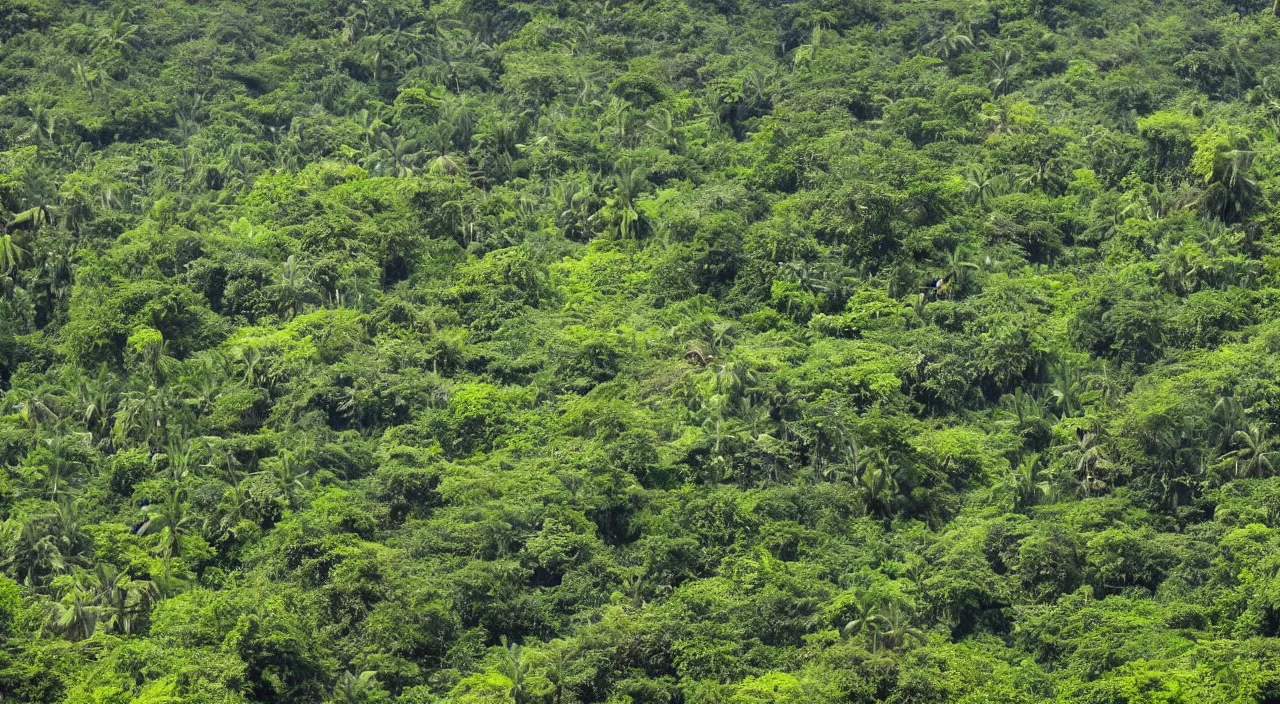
[792,6,840,35]
[842,593,883,642]
[906,292,928,324]
[498,638,533,704]
[645,109,681,151]
[71,62,106,97]
[8,387,60,430]
[424,123,465,176]
[859,451,898,519]
[46,588,97,641]
[77,364,119,446]
[600,96,636,146]
[1194,143,1260,222]
[180,354,227,415]
[701,415,742,461]
[261,450,310,508]
[999,387,1050,440]
[927,23,975,59]
[359,34,400,83]
[7,202,53,231]
[213,458,253,540]
[133,330,180,385]
[3,516,67,586]
[1018,156,1073,196]
[709,322,738,357]
[232,344,269,388]
[424,326,466,375]
[113,385,184,451]
[138,485,190,559]
[475,120,520,162]
[1085,362,1124,408]
[442,96,477,149]
[793,25,832,67]
[332,670,379,704]
[1230,424,1275,479]
[781,260,828,296]
[553,180,599,241]
[354,108,389,150]
[962,164,1004,207]
[373,134,419,178]
[987,50,1017,96]
[941,246,979,298]
[40,436,86,501]
[51,497,91,557]
[158,436,207,485]
[96,11,141,58]
[1004,453,1050,511]
[608,166,647,243]
[1048,360,1085,418]
[84,564,155,635]
[1144,415,1202,507]
[269,255,312,319]
[1210,395,1246,450]
[714,361,758,410]
[543,639,576,704]
[873,602,927,652]
[0,234,26,275]
[1058,425,1111,497]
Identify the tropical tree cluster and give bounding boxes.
[3,0,1280,702]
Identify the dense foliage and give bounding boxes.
[4,0,1280,701]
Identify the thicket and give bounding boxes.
[3,0,1280,702]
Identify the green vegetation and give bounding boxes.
[3,0,1280,701]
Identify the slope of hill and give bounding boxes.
[3,0,1280,702]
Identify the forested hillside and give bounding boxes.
[3,0,1280,701]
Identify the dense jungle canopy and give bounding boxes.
[3,0,1280,701]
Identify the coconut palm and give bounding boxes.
[158,436,208,485]
[0,234,26,275]
[138,485,191,559]
[941,246,979,298]
[962,164,1005,207]
[927,23,975,59]
[332,670,380,704]
[859,451,898,519]
[372,134,419,178]
[269,254,312,319]
[1048,360,1085,418]
[608,166,648,243]
[40,436,86,501]
[842,593,884,641]
[1193,136,1261,222]
[1230,424,1275,479]
[1004,453,1050,511]
[2,516,68,586]
[498,637,533,704]
[95,11,141,58]
[261,449,310,508]
[874,602,927,651]
[1058,425,1111,497]
[76,364,119,445]
[84,564,155,635]
[355,108,389,149]
[232,344,270,388]
[987,50,1017,96]
[1210,395,1246,450]
[46,589,97,641]
[424,123,465,176]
